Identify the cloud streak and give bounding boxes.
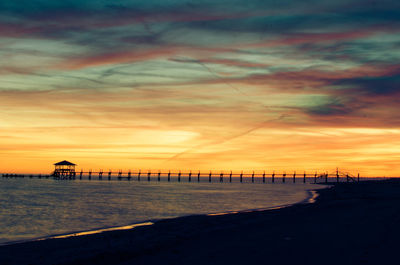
[1,0,400,175]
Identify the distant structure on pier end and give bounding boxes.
[53,160,76,179]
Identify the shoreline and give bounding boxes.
[3,180,399,265]
[0,185,325,247]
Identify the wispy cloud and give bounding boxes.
[1,0,399,175]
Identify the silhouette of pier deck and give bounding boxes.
[1,169,360,183]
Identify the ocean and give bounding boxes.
[0,177,317,244]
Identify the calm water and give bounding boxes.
[0,178,317,244]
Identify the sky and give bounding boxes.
[0,0,399,176]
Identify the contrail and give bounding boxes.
[171,57,248,96]
[165,114,288,162]
[164,56,280,163]
[195,60,249,96]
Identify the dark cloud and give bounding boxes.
[334,74,400,96]
[2,1,399,37]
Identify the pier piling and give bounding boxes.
[336,168,339,183]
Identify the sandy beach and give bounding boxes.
[1,179,399,265]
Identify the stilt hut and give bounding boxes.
[53,160,76,179]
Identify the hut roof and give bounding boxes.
[54,160,76,166]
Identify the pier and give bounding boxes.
[1,169,359,184]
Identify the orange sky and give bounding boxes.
[1,86,399,176]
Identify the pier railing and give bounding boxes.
[1,170,361,183]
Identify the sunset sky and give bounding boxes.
[1,0,399,176]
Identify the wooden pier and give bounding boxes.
[1,169,359,184]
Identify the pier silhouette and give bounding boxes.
[2,169,360,183]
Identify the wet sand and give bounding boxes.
[1,179,399,265]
